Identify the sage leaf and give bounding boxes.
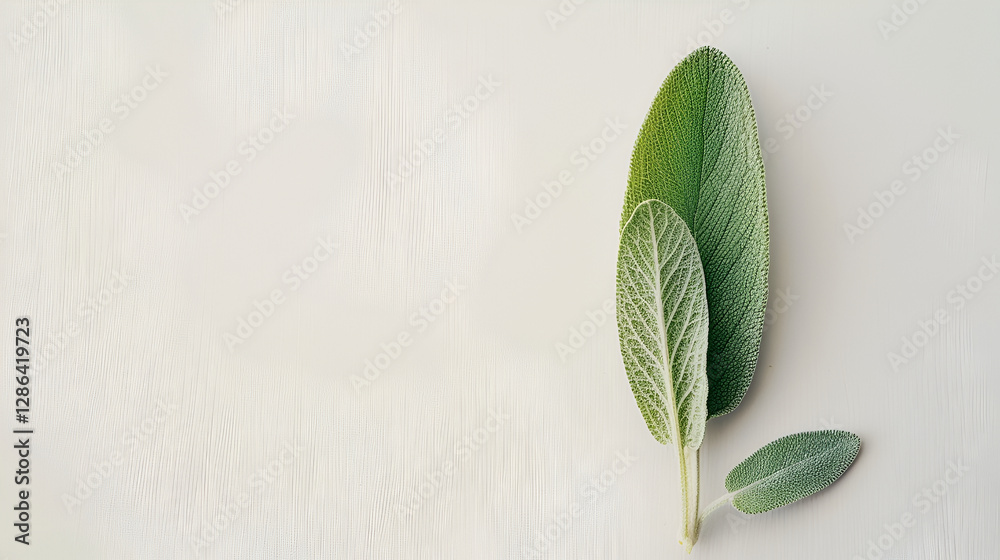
[724,430,861,514]
[621,46,769,418]
[616,199,709,450]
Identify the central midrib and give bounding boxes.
[648,206,684,448]
[732,441,851,498]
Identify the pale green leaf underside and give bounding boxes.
[616,199,709,450]
[621,46,769,419]
[725,430,861,514]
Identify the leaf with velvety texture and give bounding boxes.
[616,199,709,450]
[725,430,861,514]
[621,46,769,418]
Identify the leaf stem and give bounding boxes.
[677,447,701,552]
[696,491,735,530]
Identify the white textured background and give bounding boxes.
[2,1,998,559]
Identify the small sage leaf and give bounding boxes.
[724,430,861,514]
[616,199,709,450]
[622,46,769,419]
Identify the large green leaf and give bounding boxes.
[621,46,769,418]
[616,199,709,450]
[724,430,861,514]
